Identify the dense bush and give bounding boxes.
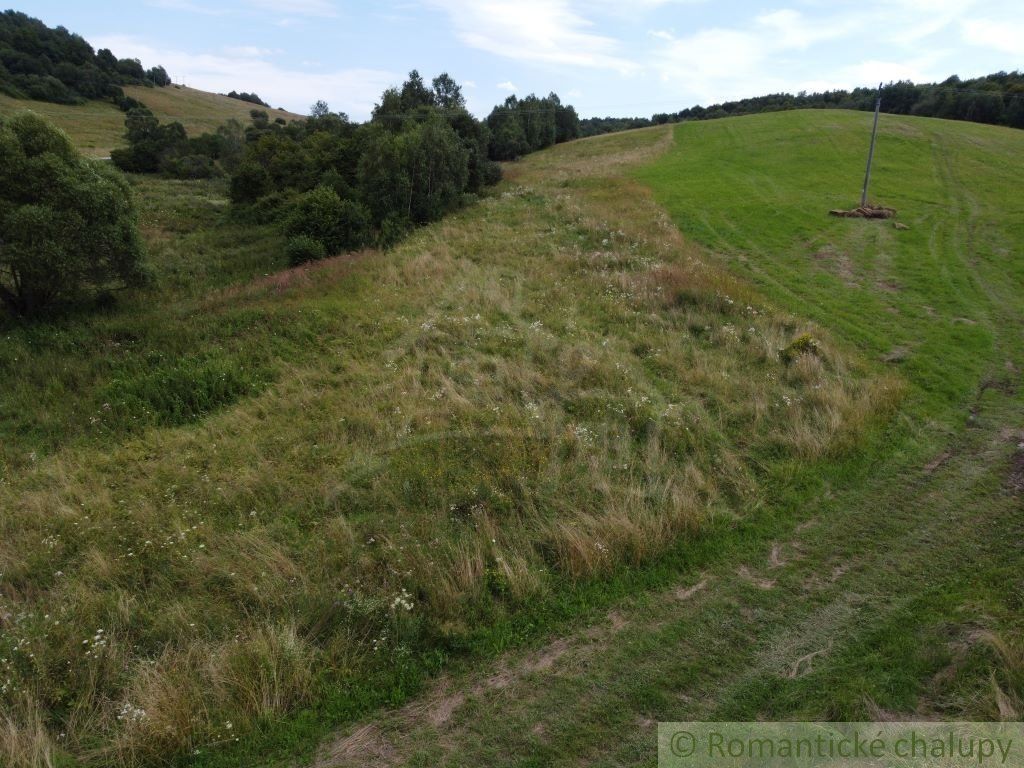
[285,234,327,266]
[285,186,371,256]
[113,71,577,258]
[227,90,269,107]
[0,112,144,315]
[227,71,515,250]
[0,11,170,105]
[223,71,577,257]
[113,109,246,179]
[111,107,188,173]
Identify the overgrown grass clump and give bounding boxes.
[0,127,896,766]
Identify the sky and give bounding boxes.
[23,0,1024,120]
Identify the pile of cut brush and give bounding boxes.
[829,204,896,219]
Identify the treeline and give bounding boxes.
[113,70,579,262]
[579,116,658,139]
[486,93,579,159]
[580,71,1024,137]
[0,10,170,105]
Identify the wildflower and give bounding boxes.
[117,702,147,723]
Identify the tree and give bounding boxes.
[432,73,465,110]
[0,112,143,315]
[401,115,469,224]
[96,48,118,73]
[357,127,411,223]
[110,107,189,173]
[399,69,435,112]
[227,90,268,107]
[147,65,171,87]
[487,98,528,160]
[310,99,330,118]
[553,98,580,143]
[371,87,404,132]
[115,57,146,83]
[0,12,171,104]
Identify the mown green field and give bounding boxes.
[1,110,1021,768]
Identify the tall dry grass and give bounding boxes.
[0,126,899,764]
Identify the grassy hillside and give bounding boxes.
[1,110,1021,768]
[640,110,1024,422]
[0,85,300,156]
[0,124,894,766]
[292,113,1024,766]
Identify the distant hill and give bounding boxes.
[0,10,302,156]
[0,9,169,103]
[0,84,302,156]
[581,71,1024,138]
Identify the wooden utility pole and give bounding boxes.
[860,83,883,208]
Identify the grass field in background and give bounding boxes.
[639,110,1024,423]
[0,86,300,156]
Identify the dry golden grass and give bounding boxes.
[0,86,301,157]
[122,85,300,134]
[2,695,55,768]
[0,126,896,765]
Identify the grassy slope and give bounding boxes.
[0,85,300,156]
[297,112,1024,767]
[0,126,889,767]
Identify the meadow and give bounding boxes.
[1,109,1021,768]
[300,112,1024,768]
[0,86,298,157]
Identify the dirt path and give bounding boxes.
[310,388,1020,767]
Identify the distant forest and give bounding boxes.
[0,10,170,104]
[582,72,1024,137]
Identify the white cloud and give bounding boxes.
[962,18,1024,56]
[647,2,1003,106]
[497,80,518,92]
[802,58,939,94]
[425,0,638,73]
[754,9,856,50]
[90,35,396,119]
[647,8,867,103]
[653,27,784,103]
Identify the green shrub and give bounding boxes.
[247,190,294,224]
[780,333,821,364]
[285,235,327,266]
[284,185,370,254]
[161,153,218,179]
[0,111,144,316]
[230,160,271,203]
[102,355,264,426]
[376,213,411,249]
